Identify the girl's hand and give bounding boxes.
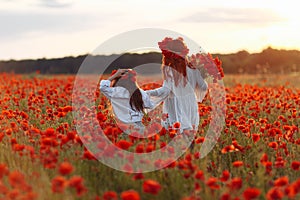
[108,69,128,81]
[115,69,128,76]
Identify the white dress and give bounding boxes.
[99,80,170,124]
[162,66,208,131]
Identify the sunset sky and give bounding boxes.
[1,0,299,60]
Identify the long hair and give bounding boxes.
[159,38,189,87]
[111,71,144,112]
[162,54,187,87]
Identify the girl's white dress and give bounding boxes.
[161,66,208,131]
[99,80,170,124]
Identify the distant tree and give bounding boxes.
[0,48,299,74]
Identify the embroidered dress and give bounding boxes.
[162,66,208,131]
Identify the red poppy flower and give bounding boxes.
[173,122,181,129]
[9,170,26,188]
[135,143,145,153]
[274,176,289,187]
[83,150,97,160]
[195,137,205,144]
[266,187,284,200]
[143,180,161,195]
[260,153,268,164]
[228,177,243,191]
[146,144,155,153]
[51,176,67,193]
[206,177,220,190]
[68,175,87,197]
[268,142,278,149]
[103,191,118,200]
[243,188,261,200]
[285,184,296,199]
[252,134,260,143]
[195,170,205,181]
[121,190,140,200]
[133,173,144,180]
[232,161,244,168]
[58,161,74,176]
[291,161,300,170]
[220,170,230,182]
[220,193,230,200]
[116,140,132,150]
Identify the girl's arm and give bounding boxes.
[107,69,128,81]
[99,80,114,98]
[99,69,128,98]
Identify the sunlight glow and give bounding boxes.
[0,0,299,59]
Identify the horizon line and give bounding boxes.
[1,46,300,62]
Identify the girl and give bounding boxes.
[99,68,170,132]
[158,37,208,132]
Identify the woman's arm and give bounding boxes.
[194,69,208,102]
[146,85,171,97]
[195,69,208,91]
[144,83,171,110]
[146,81,171,96]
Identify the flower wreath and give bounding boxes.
[158,37,189,59]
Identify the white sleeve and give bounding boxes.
[145,83,170,110]
[99,80,114,98]
[146,85,170,97]
[194,70,208,102]
[196,70,208,90]
[141,91,155,109]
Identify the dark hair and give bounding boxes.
[111,72,144,112]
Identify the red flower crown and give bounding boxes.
[158,37,189,59]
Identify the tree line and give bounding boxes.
[0,47,299,74]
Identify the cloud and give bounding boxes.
[38,0,73,8]
[0,0,74,8]
[181,7,285,26]
[0,10,93,39]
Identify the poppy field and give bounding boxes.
[0,72,299,200]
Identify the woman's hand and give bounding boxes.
[195,63,204,69]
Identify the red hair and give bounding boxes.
[159,38,190,87]
[162,55,187,87]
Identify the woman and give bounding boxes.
[99,68,170,132]
[158,37,208,132]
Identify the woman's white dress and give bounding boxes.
[162,66,208,131]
